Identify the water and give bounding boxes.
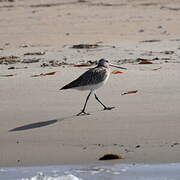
[1,163,180,180]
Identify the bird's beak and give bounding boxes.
[109,63,127,70]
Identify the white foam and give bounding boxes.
[0,168,8,172]
[20,173,82,180]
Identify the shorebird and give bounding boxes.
[60,59,124,116]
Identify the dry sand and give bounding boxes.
[0,0,180,167]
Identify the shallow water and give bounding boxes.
[1,163,180,180]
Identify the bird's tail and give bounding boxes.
[60,84,69,90]
[60,81,76,90]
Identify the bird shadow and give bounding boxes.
[9,115,76,132]
[8,107,116,132]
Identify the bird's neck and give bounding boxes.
[97,64,108,68]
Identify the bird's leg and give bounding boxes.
[77,91,92,116]
[94,93,115,110]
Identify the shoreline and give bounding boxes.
[1,162,180,180]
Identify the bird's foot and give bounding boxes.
[76,110,90,116]
[103,106,115,111]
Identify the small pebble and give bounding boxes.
[139,29,144,32]
[136,145,141,148]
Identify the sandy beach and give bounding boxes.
[0,0,180,167]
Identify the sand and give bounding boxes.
[0,0,180,167]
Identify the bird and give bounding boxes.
[60,59,115,116]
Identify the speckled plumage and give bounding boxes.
[61,66,110,91]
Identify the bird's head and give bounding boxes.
[97,59,109,68]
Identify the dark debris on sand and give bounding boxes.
[99,154,123,160]
[0,56,20,64]
[72,44,99,49]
